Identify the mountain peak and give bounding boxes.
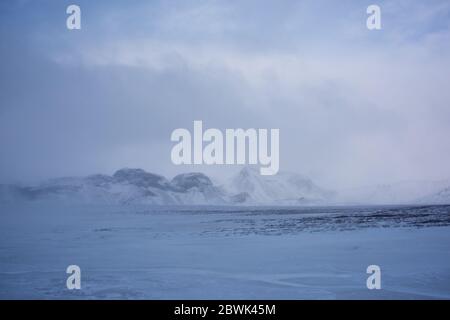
[238,166,260,177]
[229,167,331,204]
[113,168,170,189]
[171,172,213,191]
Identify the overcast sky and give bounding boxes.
[1,0,450,189]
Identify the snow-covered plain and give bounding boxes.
[0,204,449,299]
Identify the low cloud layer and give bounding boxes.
[1,0,450,189]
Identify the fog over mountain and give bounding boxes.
[1,167,449,206]
[1,1,450,190]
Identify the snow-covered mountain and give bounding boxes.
[0,167,332,206]
[337,180,450,205]
[1,167,449,206]
[0,168,227,206]
[419,186,450,205]
[225,167,333,205]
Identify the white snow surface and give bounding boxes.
[0,203,449,299]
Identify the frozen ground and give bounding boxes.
[0,204,449,299]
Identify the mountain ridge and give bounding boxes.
[0,167,449,206]
[0,167,330,206]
